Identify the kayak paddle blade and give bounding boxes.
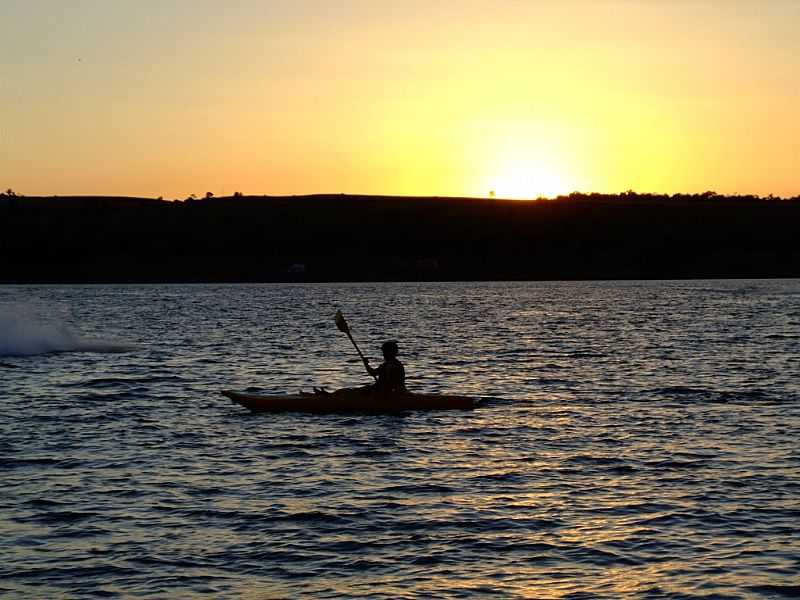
[335,310,350,334]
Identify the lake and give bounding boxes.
[1,280,799,598]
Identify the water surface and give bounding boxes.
[1,281,799,598]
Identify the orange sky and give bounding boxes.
[2,1,798,199]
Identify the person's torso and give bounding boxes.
[377,359,405,390]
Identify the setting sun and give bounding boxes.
[487,158,572,200]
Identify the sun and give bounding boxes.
[487,159,571,200]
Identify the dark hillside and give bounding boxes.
[1,193,798,282]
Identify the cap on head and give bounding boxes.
[381,340,399,358]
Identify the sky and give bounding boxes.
[1,0,798,199]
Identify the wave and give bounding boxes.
[0,309,134,356]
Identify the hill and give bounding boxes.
[1,192,798,282]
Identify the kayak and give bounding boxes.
[222,388,478,413]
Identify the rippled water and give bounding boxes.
[2,281,799,599]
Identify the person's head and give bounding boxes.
[381,340,399,360]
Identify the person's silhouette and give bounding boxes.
[363,341,406,393]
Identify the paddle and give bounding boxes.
[335,310,377,381]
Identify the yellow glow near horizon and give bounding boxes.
[488,158,572,200]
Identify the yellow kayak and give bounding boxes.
[222,388,478,413]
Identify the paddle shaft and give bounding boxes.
[345,330,378,381]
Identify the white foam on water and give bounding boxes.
[0,307,134,356]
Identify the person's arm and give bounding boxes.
[363,357,378,377]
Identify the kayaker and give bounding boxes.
[363,340,406,393]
